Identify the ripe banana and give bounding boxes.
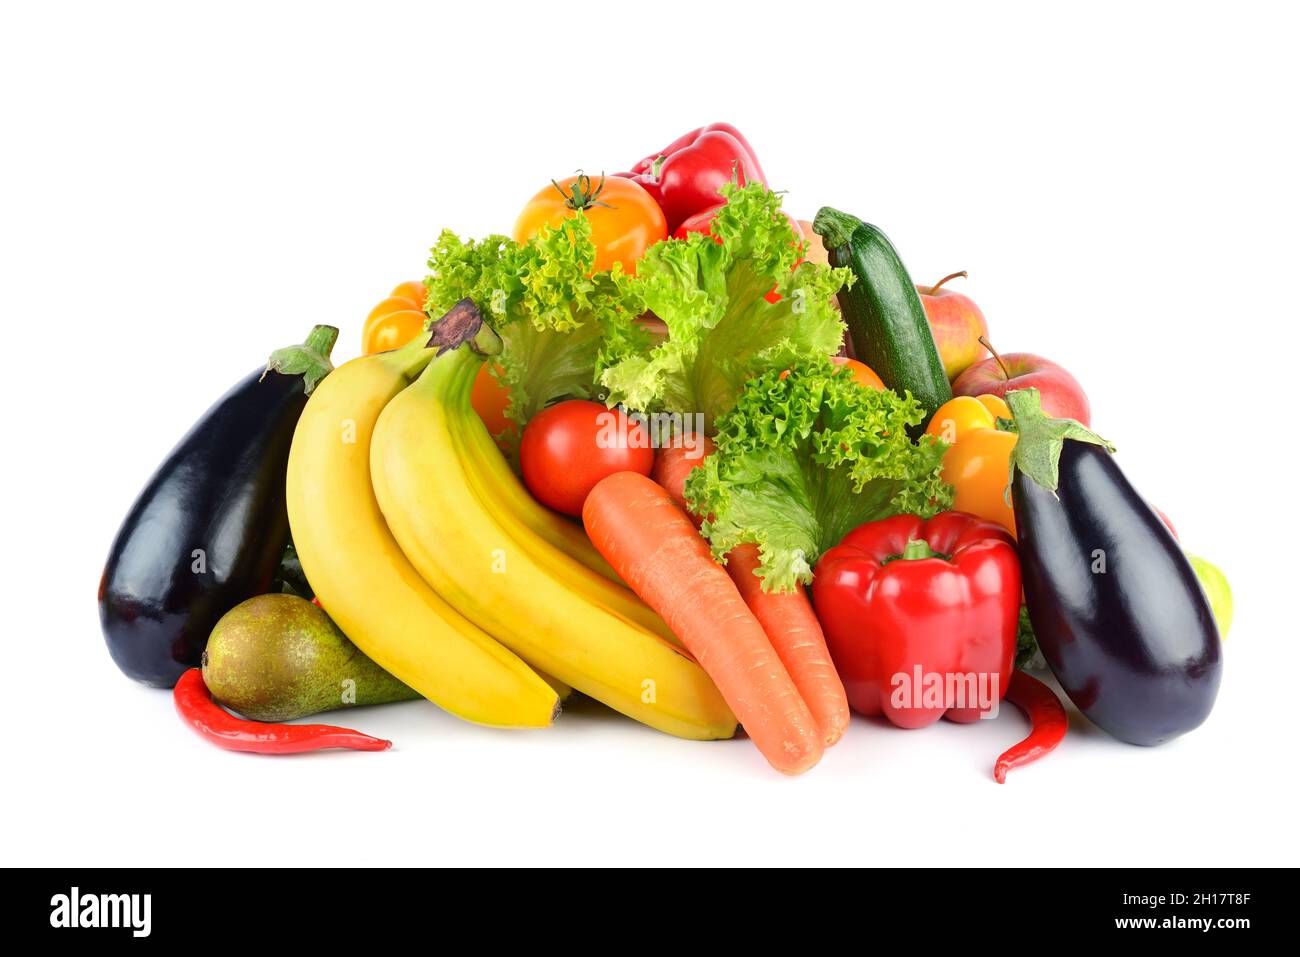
[370,311,736,741]
[285,332,559,729]
[456,413,682,648]
[473,425,624,586]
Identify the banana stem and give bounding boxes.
[429,298,502,357]
[411,330,484,409]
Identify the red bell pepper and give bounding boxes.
[617,122,768,232]
[812,511,1020,729]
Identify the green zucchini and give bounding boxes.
[813,207,951,423]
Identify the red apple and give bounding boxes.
[917,271,989,381]
[1151,505,1178,540]
[952,341,1091,425]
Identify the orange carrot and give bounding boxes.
[654,441,850,748]
[724,543,850,747]
[651,437,716,526]
[582,471,823,775]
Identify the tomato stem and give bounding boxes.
[551,170,616,212]
[927,270,968,296]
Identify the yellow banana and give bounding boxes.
[469,424,624,586]
[285,333,559,729]
[370,312,735,741]
[455,414,682,648]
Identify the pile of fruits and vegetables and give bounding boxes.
[99,123,1233,777]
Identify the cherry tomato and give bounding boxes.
[832,356,886,390]
[471,363,512,439]
[362,307,426,355]
[360,282,427,355]
[362,281,510,433]
[390,280,427,310]
[514,173,666,275]
[520,400,654,516]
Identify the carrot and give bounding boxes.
[651,437,716,525]
[655,441,850,748]
[582,471,823,775]
[724,543,850,747]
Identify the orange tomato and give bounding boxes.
[390,280,427,310]
[361,281,511,435]
[362,308,426,355]
[361,283,429,356]
[928,396,1018,535]
[832,356,886,390]
[513,173,666,275]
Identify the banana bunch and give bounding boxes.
[286,301,736,739]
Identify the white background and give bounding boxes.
[3,1,1297,867]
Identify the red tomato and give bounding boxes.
[520,400,654,516]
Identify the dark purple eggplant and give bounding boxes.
[98,326,337,688]
[1006,388,1221,745]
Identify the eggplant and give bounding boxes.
[1007,388,1221,745]
[98,326,337,687]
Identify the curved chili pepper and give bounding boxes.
[994,669,1067,782]
[173,669,391,754]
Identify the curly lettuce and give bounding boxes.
[601,181,851,432]
[424,216,647,437]
[683,357,953,593]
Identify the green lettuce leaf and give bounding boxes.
[424,216,647,437]
[684,357,953,593]
[1015,605,1045,670]
[601,181,851,432]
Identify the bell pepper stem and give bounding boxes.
[901,539,937,561]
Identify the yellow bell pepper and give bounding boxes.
[926,395,1018,536]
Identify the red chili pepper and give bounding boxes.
[812,511,1020,729]
[172,668,391,754]
[994,670,1068,783]
[616,122,767,232]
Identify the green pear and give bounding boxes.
[1187,553,1234,640]
[202,594,419,720]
